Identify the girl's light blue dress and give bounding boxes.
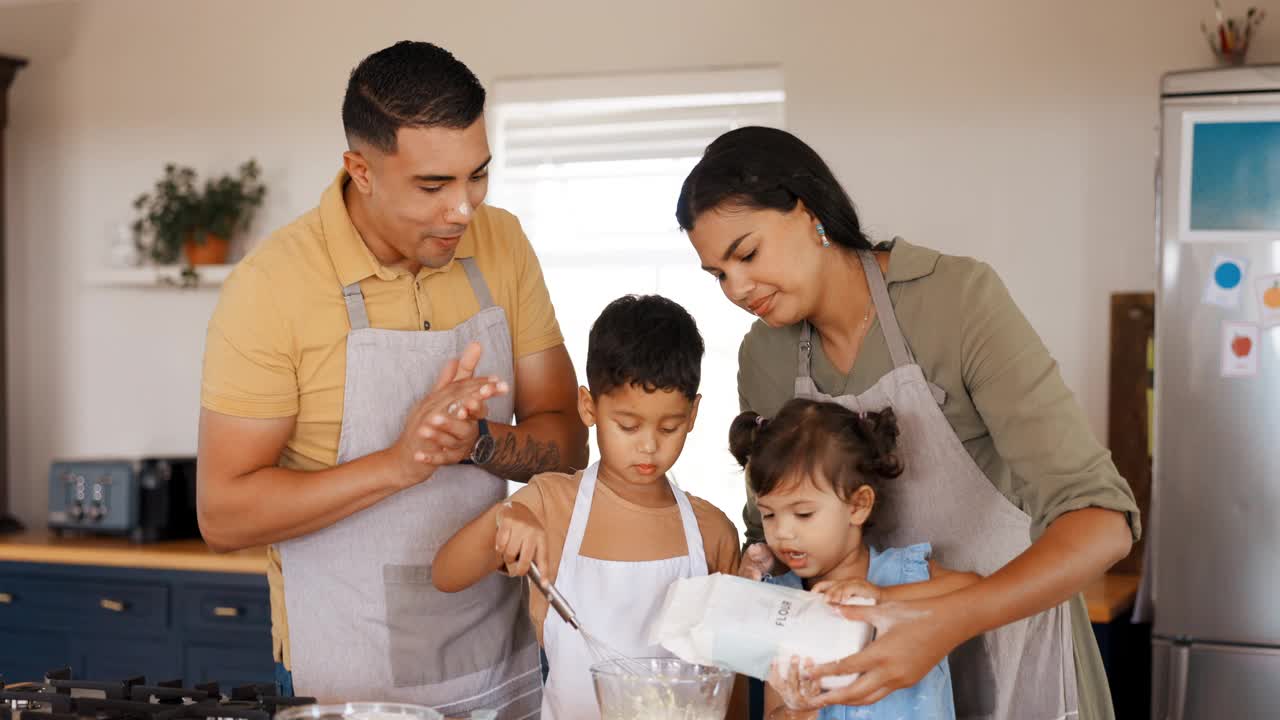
[763,543,956,720]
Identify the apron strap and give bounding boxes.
[342,282,371,331]
[860,247,947,405]
[340,256,497,331]
[460,257,496,310]
[858,248,914,369]
[557,463,708,576]
[668,475,709,575]
[559,463,599,566]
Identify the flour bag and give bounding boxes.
[649,573,875,689]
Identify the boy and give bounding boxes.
[434,294,745,720]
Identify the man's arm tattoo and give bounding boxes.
[483,433,562,482]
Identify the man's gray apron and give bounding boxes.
[279,258,541,719]
[791,248,1079,720]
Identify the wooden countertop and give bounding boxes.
[0,531,268,574]
[0,530,1140,618]
[1085,573,1140,624]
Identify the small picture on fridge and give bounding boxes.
[1202,254,1249,308]
[1258,274,1280,328]
[1221,321,1261,378]
[1188,120,1280,232]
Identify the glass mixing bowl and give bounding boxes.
[590,657,734,720]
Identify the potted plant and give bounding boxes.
[132,159,267,266]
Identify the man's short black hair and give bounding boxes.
[586,295,704,400]
[342,41,485,154]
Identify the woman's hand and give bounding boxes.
[738,542,782,580]
[810,577,882,605]
[798,509,1130,707]
[802,597,965,707]
[494,502,547,578]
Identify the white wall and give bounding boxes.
[1,0,1272,528]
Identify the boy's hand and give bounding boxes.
[810,577,882,605]
[495,502,547,578]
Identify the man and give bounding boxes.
[197,41,587,717]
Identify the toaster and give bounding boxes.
[47,456,200,543]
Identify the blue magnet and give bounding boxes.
[1215,261,1243,289]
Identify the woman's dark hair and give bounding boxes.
[675,126,872,251]
[342,41,486,154]
[730,399,903,525]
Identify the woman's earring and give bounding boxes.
[817,223,831,247]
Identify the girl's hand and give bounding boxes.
[766,655,822,713]
[738,542,782,580]
[810,577,882,605]
[802,598,964,707]
[494,502,547,578]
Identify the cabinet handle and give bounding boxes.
[0,592,11,604]
[99,598,126,613]
[213,606,240,618]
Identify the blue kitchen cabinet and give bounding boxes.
[0,560,272,686]
[0,626,70,683]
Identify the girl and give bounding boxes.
[730,398,980,720]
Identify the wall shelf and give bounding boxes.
[84,264,233,289]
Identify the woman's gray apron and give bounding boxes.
[278,258,541,719]
[792,250,1079,720]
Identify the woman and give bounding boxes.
[677,126,1138,720]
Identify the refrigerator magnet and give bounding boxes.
[1203,255,1249,308]
[1258,274,1280,328]
[1221,321,1260,377]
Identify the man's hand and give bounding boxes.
[385,342,509,487]
[198,346,513,552]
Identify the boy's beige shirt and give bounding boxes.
[510,469,742,645]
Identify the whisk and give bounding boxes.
[527,562,653,677]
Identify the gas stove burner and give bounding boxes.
[44,668,145,702]
[0,680,74,715]
[128,684,218,705]
[0,711,80,720]
[0,669,316,720]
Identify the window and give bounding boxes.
[489,68,785,537]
